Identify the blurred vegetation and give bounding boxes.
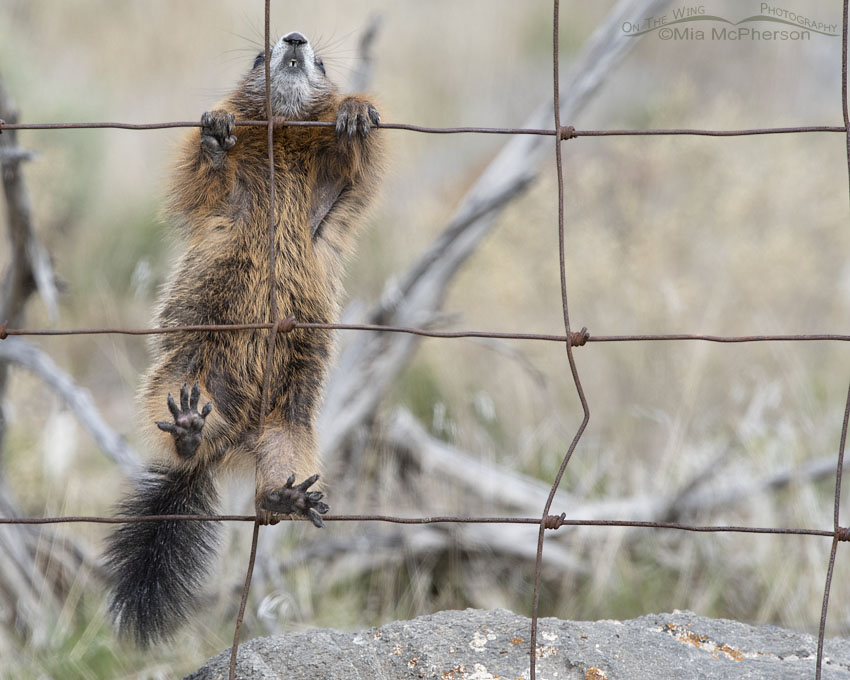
[2,0,850,677]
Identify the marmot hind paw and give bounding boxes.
[260,474,329,528]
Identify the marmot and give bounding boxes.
[104,31,383,646]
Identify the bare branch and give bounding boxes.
[0,74,99,650]
[671,452,850,519]
[0,338,139,473]
[0,148,36,164]
[388,407,849,528]
[277,522,587,595]
[0,72,61,461]
[346,13,383,94]
[320,0,673,456]
[384,408,665,523]
[0,73,59,325]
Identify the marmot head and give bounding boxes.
[248,32,334,119]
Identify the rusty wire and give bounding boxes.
[530,2,588,676]
[815,381,850,679]
[0,2,849,679]
[229,3,280,675]
[0,119,845,137]
[9,322,850,345]
[0,512,838,535]
[229,519,260,678]
[813,6,850,679]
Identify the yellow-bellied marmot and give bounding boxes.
[104,31,383,646]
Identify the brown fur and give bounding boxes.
[143,65,382,519]
[105,33,383,645]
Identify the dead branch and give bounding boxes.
[276,522,587,597]
[0,75,118,647]
[0,73,58,326]
[669,450,850,519]
[346,13,383,94]
[385,408,664,522]
[254,0,676,604]
[319,0,674,457]
[0,72,59,459]
[389,407,847,525]
[0,338,139,474]
[263,398,848,601]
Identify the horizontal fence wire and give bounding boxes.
[0,0,848,679]
[0,119,845,137]
[7,323,850,345]
[0,512,839,537]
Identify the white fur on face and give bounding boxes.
[265,36,331,119]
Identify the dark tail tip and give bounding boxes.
[104,463,220,646]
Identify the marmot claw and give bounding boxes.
[260,474,329,528]
[336,98,380,139]
[155,381,213,459]
[201,110,237,153]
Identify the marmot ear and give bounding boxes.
[252,52,265,70]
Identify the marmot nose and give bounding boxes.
[283,32,308,46]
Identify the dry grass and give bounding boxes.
[1,0,849,677]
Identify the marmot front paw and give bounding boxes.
[259,474,329,528]
[155,381,213,459]
[336,98,380,139]
[201,110,237,154]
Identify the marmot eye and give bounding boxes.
[253,52,265,69]
[315,57,326,75]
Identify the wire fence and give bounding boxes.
[1,1,849,679]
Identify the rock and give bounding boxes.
[186,608,850,679]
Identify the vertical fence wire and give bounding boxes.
[843,0,850,207]
[228,1,277,675]
[528,2,592,677]
[815,382,850,680]
[0,2,848,678]
[229,520,261,679]
[814,2,850,676]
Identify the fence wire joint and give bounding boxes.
[276,315,297,334]
[544,513,566,530]
[559,125,576,141]
[570,327,590,347]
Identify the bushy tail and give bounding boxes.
[104,462,219,647]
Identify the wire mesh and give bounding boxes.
[0,1,848,679]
